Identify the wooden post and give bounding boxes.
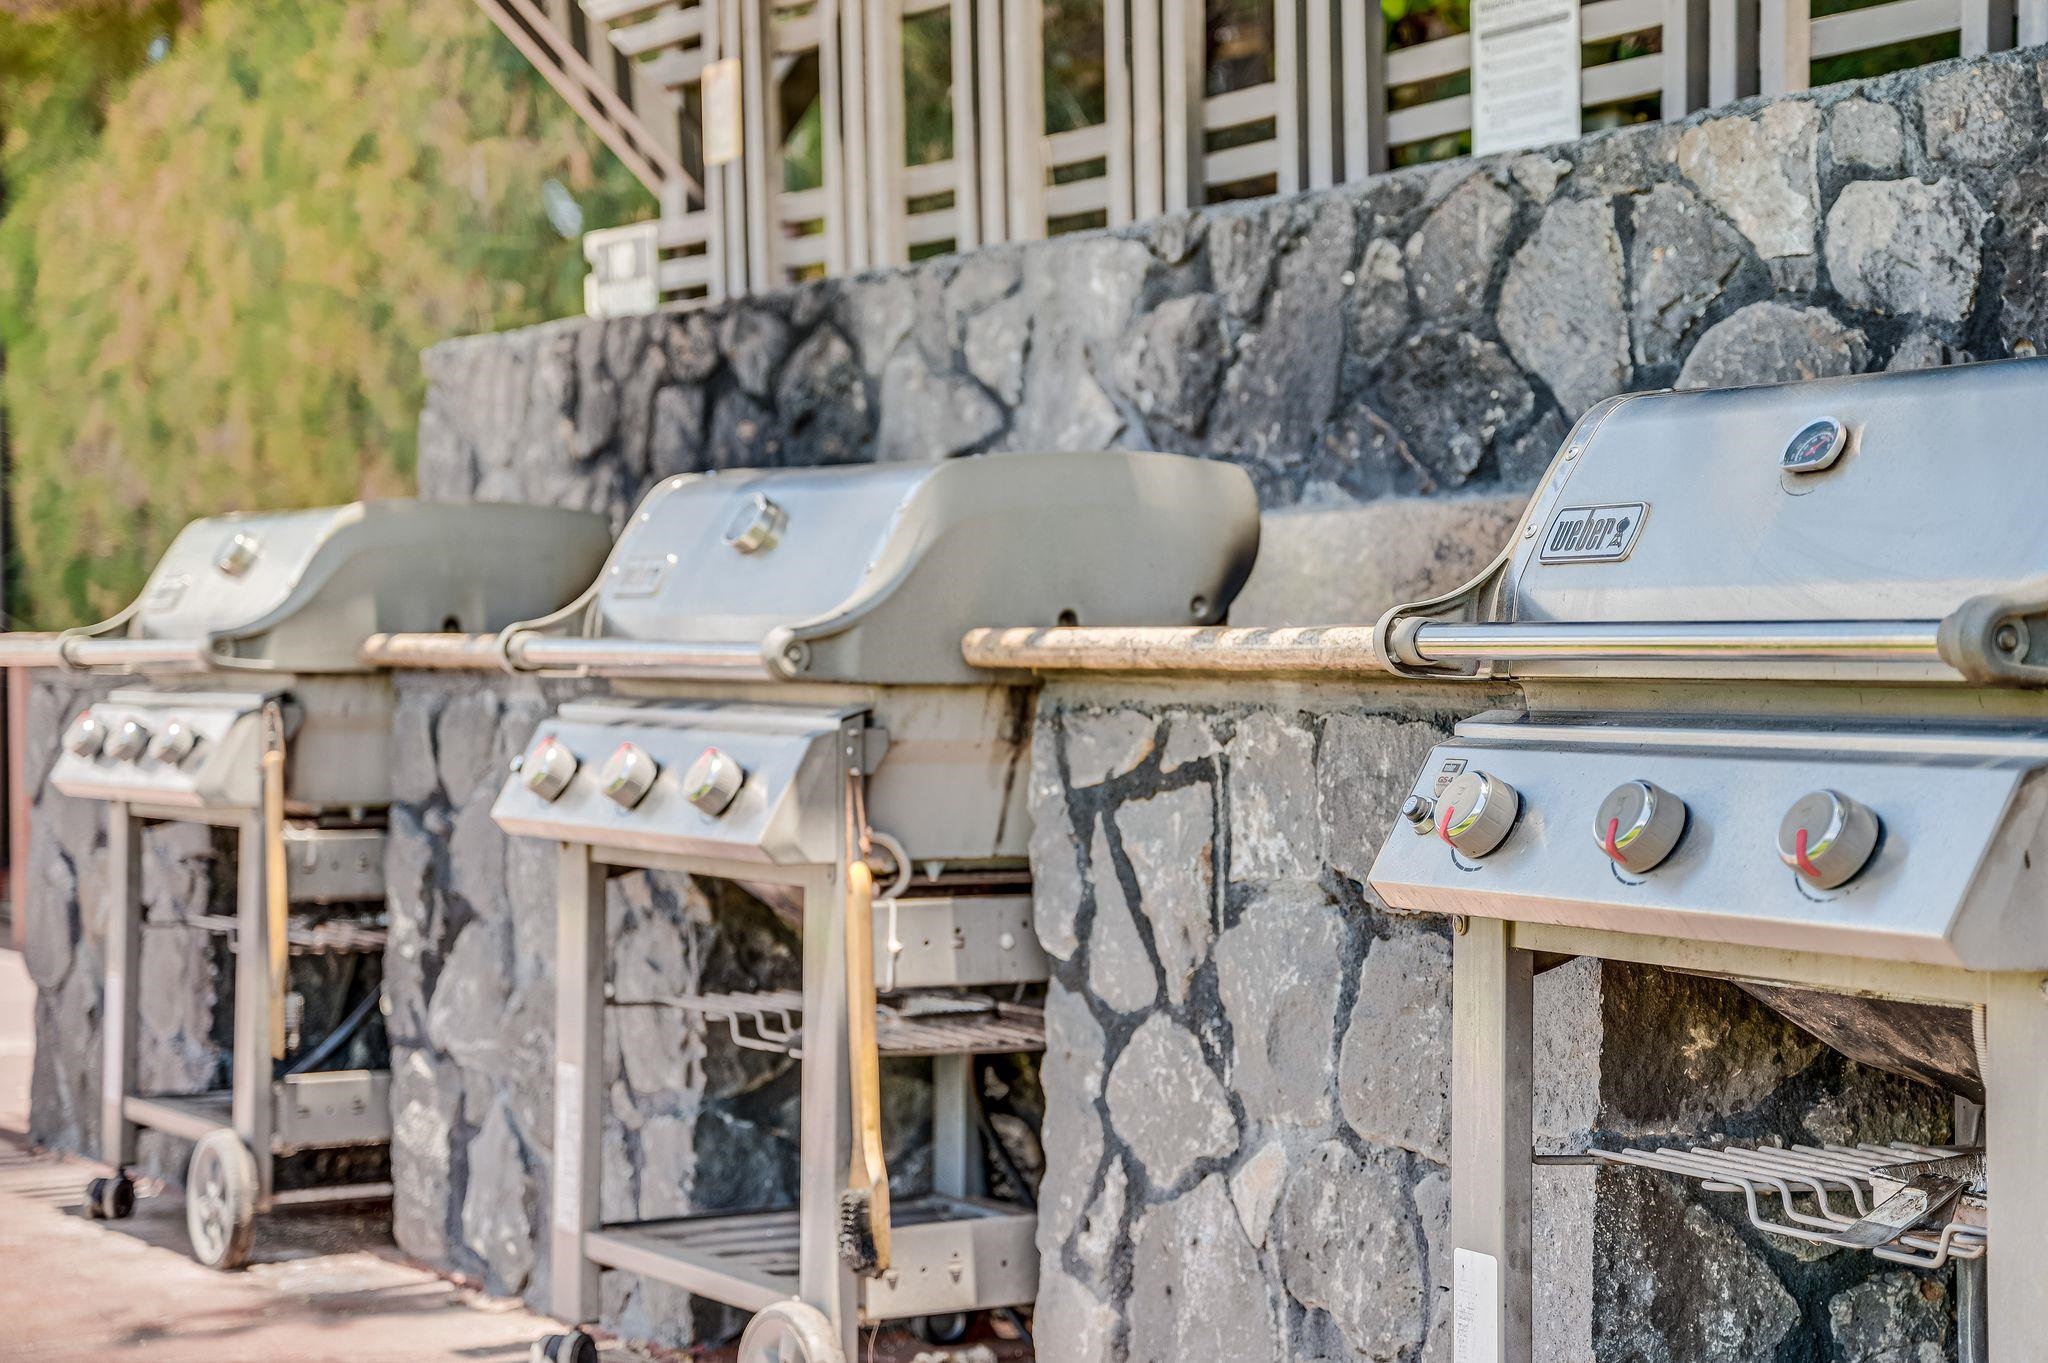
[1662,0,1712,118]
[1004,0,1048,238]
[952,0,984,249]
[1757,0,1809,95]
[1161,0,1205,209]
[549,843,607,1325]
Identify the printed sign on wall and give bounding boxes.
[702,57,744,167]
[1470,0,1581,156]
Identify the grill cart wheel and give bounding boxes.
[910,1313,974,1345]
[738,1301,845,1363]
[530,1330,599,1363]
[84,1172,135,1221]
[185,1130,257,1270]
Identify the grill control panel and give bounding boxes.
[493,700,857,867]
[1367,716,2048,971]
[51,691,276,809]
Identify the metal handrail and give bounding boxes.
[359,631,776,679]
[1400,620,1945,666]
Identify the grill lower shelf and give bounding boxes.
[612,990,1045,1057]
[583,1195,1038,1319]
[1595,1142,1986,1267]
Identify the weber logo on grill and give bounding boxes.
[1540,502,1646,563]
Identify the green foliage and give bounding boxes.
[0,0,647,627]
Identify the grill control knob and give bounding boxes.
[1778,790,1880,889]
[1400,794,1437,834]
[600,742,659,809]
[1436,770,1520,857]
[149,720,200,765]
[683,747,744,816]
[107,718,152,762]
[1595,780,1687,873]
[522,738,579,802]
[64,712,105,758]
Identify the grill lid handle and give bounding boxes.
[1937,577,2048,687]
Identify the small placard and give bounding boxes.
[1470,0,1581,157]
[1539,502,1646,563]
[1454,1247,1502,1363]
[702,57,743,167]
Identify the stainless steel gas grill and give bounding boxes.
[1367,359,2048,1363]
[477,453,1258,1363]
[16,500,610,1268]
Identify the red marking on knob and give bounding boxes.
[1439,805,1457,847]
[1794,826,1820,880]
[1603,816,1622,864]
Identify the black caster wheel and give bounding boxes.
[530,1329,599,1363]
[738,1302,845,1363]
[911,1312,975,1346]
[85,1173,135,1221]
[185,1130,257,1270]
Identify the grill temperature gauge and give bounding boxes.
[1435,770,1520,857]
[1594,780,1686,873]
[600,742,659,809]
[1778,790,1880,889]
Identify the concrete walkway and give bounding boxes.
[0,946,588,1363]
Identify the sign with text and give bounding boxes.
[702,57,743,167]
[1470,0,1581,156]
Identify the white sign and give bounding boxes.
[702,57,743,167]
[1454,1247,1502,1363]
[582,221,661,319]
[1470,0,1581,157]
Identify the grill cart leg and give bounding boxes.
[797,859,857,1363]
[233,812,276,1209]
[931,1054,982,1198]
[1450,919,1533,1363]
[549,843,607,1327]
[98,803,142,1177]
[1984,971,2048,1360]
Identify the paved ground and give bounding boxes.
[0,948,1027,1363]
[0,946,578,1363]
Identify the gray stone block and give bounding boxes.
[1115,293,1227,435]
[1337,927,1451,1162]
[1825,178,1987,324]
[1115,782,1218,1005]
[1630,183,1751,367]
[1087,838,1159,1015]
[1405,172,1516,320]
[1674,102,1821,259]
[1921,60,2035,167]
[1127,1175,1281,1363]
[1214,882,1345,1128]
[1276,1141,1425,1359]
[1225,712,1322,882]
[1498,195,1630,419]
[1677,301,1870,390]
[1830,98,1907,171]
[1105,1013,1237,1188]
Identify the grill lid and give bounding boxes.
[48,500,612,674]
[506,451,1260,684]
[1378,359,2048,684]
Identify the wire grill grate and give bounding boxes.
[611,989,1046,1058]
[1595,1141,1986,1267]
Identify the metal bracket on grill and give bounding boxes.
[609,989,1046,1058]
[1939,578,2048,687]
[1595,1142,1987,1267]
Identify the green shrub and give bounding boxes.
[0,1,646,626]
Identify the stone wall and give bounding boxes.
[420,52,2043,536]
[1026,683,1954,1363]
